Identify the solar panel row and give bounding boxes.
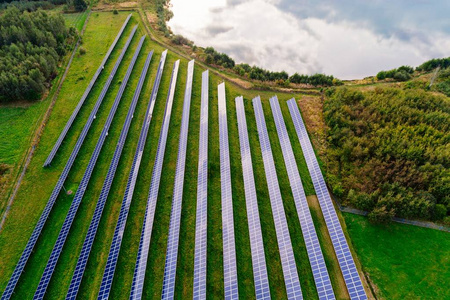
[286,99,367,300]
[32,35,147,300]
[252,96,303,300]
[129,58,180,300]
[65,49,155,300]
[161,59,195,300]
[0,26,138,300]
[192,70,209,300]
[218,82,239,300]
[235,96,271,300]
[269,97,335,300]
[98,59,179,300]
[44,14,133,167]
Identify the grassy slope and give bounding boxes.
[0,11,137,298]
[0,10,323,298]
[4,7,446,300]
[344,213,450,300]
[0,105,47,166]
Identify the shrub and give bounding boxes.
[432,204,447,220]
[171,34,193,46]
[368,206,395,224]
[393,71,411,81]
[79,47,86,55]
[443,216,450,225]
[113,9,118,15]
[324,87,450,221]
[376,71,386,80]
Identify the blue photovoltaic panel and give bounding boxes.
[218,82,239,300]
[128,59,180,300]
[98,58,178,300]
[65,49,157,300]
[287,99,367,300]
[192,70,209,300]
[161,59,195,300]
[269,96,335,300]
[33,36,147,300]
[43,14,132,167]
[0,26,138,300]
[252,96,303,300]
[235,96,270,300]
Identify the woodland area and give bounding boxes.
[324,87,450,223]
[0,7,75,102]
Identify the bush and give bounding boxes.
[171,34,193,46]
[436,81,450,96]
[324,87,450,221]
[368,206,395,224]
[113,9,118,15]
[443,216,450,225]
[432,204,447,220]
[376,71,386,80]
[79,47,86,55]
[377,66,413,81]
[394,71,411,81]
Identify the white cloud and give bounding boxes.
[168,0,450,79]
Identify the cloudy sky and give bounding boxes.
[168,0,450,79]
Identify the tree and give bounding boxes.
[431,204,447,220]
[368,206,395,224]
[393,71,411,81]
[0,7,72,102]
[376,71,386,80]
[73,0,87,12]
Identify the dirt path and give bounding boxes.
[0,11,91,231]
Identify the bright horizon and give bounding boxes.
[168,0,450,80]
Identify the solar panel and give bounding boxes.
[32,36,147,300]
[0,26,138,300]
[161,59,195,299]
[252,96,303,300]
[218,82,239,300]
[128,59,180,300]
[286,99,367,300]
[192,70,209,300]
[269,96,335,300]
[65,49,158,300]
[43,14,133,167]
[235,96,270,300]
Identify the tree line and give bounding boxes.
[203,46,340,87]
[376,57,450,82]
[154,0,173,37]
[0,7,75,102]
[417,57,450,72]
[324,87,450,223]
[376,65,414,81]
[0,0,87,12]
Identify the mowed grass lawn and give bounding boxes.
[344,213,450,299]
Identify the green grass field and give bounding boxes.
[344,213,450,299]
[62,9,89,32]
[0,8,447,300]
